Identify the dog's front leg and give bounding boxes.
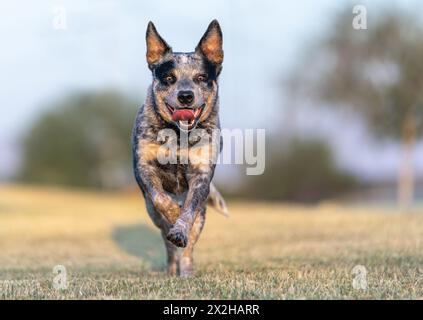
[139,164,181,224]
[166,170,212,247]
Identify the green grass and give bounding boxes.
[0,185,423,299]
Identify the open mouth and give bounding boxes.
[166,103,204,131]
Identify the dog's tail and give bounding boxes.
[208,183,229,217]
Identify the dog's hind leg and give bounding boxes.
[179,208,206,277]
[161,230,180,276]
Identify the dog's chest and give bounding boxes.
[158,162,189,194]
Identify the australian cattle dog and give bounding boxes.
[132,20,228,277]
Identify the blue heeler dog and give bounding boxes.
[132,20,228,276]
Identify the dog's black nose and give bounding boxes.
[177,90,194,106]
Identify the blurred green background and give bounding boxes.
[1,1,423,208]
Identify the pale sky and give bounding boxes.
[1,0,423,182]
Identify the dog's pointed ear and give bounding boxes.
[195,20,223,66]
[146,21,172,69]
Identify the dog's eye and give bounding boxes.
[196,74,208,82]
[163,75,176,84]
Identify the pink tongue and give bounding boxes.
[172,109,195,121]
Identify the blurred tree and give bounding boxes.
[240,137,356,202]
[19,90,139,189]
[288,10,423,209]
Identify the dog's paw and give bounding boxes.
[167,223,188,248]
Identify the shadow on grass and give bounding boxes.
[112,223,165,270]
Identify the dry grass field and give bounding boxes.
[0,184,423,299]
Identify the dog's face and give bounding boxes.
[146,20,223,131]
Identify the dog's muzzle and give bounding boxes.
[166,103,205,131]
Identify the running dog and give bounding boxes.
[132,20,228,276]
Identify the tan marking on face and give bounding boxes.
[198,82,217,123]
[152,83,174,123]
